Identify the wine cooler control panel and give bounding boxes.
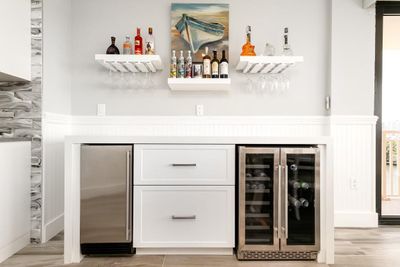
[238,146,320,261]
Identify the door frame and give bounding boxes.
[375,1,400,225]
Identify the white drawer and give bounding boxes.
[134,145,235,185]
[133,186,235,248]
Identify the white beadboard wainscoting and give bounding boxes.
[42,112,377,243]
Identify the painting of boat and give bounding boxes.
[175,14,225,54]
[171,3,229,62]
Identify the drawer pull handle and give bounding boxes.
[171,163,197,167]
[171,215,197,220]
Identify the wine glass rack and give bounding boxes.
[236,56,303,74]
[95,54,163,73]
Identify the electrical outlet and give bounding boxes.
[196,104,204,116]
[350,177,358,190]
[97,104,106,116]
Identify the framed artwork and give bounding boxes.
[171,3,229,61]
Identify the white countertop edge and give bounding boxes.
[65,135,333,145]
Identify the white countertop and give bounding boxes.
[65,135,332,145]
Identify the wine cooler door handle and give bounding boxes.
[171,215,197,220]
[284,165,289,239]
[126,150,131,241]
[277,165,282,239]
[171,163,197,167]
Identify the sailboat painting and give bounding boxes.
[171,3,229,61]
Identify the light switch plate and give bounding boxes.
[97,104,106,116]
[196,104,204,116]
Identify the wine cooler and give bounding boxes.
[237,146,320,260]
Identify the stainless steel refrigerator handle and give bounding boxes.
[277,165,282,239]
[284,165,289,239]
[126,150,131,241]
[171,163,197,167]
[171,215,197,220]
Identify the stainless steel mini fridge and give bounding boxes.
[237,146,320,260]
[80,145,134,254]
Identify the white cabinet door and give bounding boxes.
[134,144,235,185]
[134,186,235,248]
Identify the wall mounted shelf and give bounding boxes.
[236,56,303,74]
[167,78,231,91]
[95,54,163,73]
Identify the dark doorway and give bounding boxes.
[376,1,400,225]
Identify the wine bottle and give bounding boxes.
[145,27,155,55]
[211,50,219,78]
[282,27,293,56]
[169,50,177,78]
[289,180,301,189]
[185,51,192,78]
[134,27,143,55]
[106,36,120,54]
[219,50,229,78]
[202,47,211,78]
[299,198,309,208]
[123,35,132,55]
[288,195,301,208]
[177,50,185,78]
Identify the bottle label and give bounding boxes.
[220,62,229,75]
[203,59,211,75]
[212,62,219,75]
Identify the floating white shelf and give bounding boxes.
[95,54,163,73]
[236,56,304,74]
[167,78,231,91]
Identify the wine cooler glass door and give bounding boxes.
[238,147,280,252]
[280,148,320,252]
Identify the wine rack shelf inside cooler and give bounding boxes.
[95,54,163,73]
[236,56,304,74]
[167,78,231,91]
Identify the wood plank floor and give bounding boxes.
[1,227,400,267]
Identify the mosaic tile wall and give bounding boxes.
[0,0,43,243]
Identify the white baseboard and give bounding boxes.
[0,233,30,263]
[42,214,64,243]
[135,248,234,255]
[334,211,379,228]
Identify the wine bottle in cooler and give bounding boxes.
[288,195,301,208]
[299,198,310,208]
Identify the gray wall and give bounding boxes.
[70,0,331,116]
[0,0,43,243]
[42,0,72,115]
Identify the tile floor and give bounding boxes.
[1,227,400,267]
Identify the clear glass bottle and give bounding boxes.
[282,27,293,56]
[178,50,185,78]
[185,51,193,78]
[106,36,120,54]
[169,50,177,78]
[145,27,155,55]
[123,36,132,55]
[263,43,275,56]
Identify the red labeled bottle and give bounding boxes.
[134,27,143,55]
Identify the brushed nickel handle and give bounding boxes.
[171,163,197,167]
[171,215,196,220]
[284,165,289,239]
[126,150,131,241]
[277,165,282,240]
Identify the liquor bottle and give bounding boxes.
[123,36,132,55]
[211,50,219,78]
[299,198,310,208]
[106,36,120,54]
[282,27,293,56]
[145,27,155,55]
[169,50,177,78]
[177,50,185,78]
[185,51,193,78]
[134,27,143,55]
[219,50,229,78]
[203,46,211,78]
[240,26,256,56]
